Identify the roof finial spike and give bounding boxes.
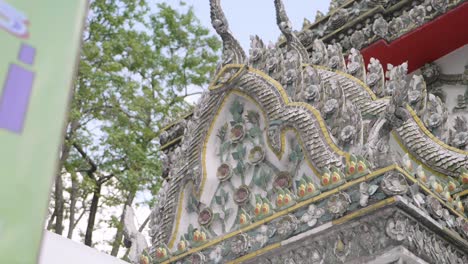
[210,0,246,65]
[273,0,310,62]
[274,0,293,42]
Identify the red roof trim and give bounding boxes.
[360,2,468,73]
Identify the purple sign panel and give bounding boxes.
[0,43,36,134]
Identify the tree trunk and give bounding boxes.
[110,190,136,256]
[46,209,56,230]
[53,121,76,235]
[85,182,101,247]
[54,173,64,235]
[67,172,79,239]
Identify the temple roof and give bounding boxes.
[146,1,468,263]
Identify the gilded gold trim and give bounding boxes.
[162,165,398,264]
[208,64,247,90]
[406,105,468,155]
[245,66,349,159]
[391,131,448,180]
[395,166,466,220]
[200,90,324,197]
[167,189,185,249]
[230,197,397,264]
[163,63,466,260]
[311,64,378,100]
[227,243,281,264]
[162,164,466,263]
[160,136,183,151]
[332,197,397,225]
[160,112,193,133]
[454,189,468,198]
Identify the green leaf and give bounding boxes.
[215,195,222,205]
[221,188,229,203]
[229,100,244,117]
[232,151,240,161]
[246,110,260,125]
[253,174,263,187]
[235,161,245,175]
[224,208,232,220]
[213,213,221,221]
[249,126,262,139]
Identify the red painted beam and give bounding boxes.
[360,2,468,73]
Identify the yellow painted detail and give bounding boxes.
[391,131,448,180]
[163,165,399,263]
[406,105,468,155]
[160,112,193,133]
[163,164,467,263]
[395,166,467,220]
[164,63,466,259]
[332,197,396,225]
[208,64,247,90]
[199,89,323,198]
[454,189,468,198]
[227,243,281,264]
[311,64,377,100]
[160,136,183,151]
[230,197,397,264]
[168,189,185,249]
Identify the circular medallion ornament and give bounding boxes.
[234,185,251,205]
[340,125,356,143]
[381,172,409,195]
[198,208,213,226]
[327,192,351,216]
[304,84,320,101]
[248,146,265,165]
[230,233,250,256]
[275,214,298,238]
[426,113,442,129]
[190,252,206,264]
[452,132,468,149]
[427,196,443,219]
[230,124,245,142]
[274,171,292,189]
[217,163,232,182]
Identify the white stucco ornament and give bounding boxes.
[123,205,149,264]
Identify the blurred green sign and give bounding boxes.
[0,0,87,262]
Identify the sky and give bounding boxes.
[175,0,332,104]
[183,0,331,51]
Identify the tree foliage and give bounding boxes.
[47,0,220,257]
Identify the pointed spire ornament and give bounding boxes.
[273,0,309,62]
[210,0,246,65]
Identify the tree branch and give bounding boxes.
[73,142,98,176]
